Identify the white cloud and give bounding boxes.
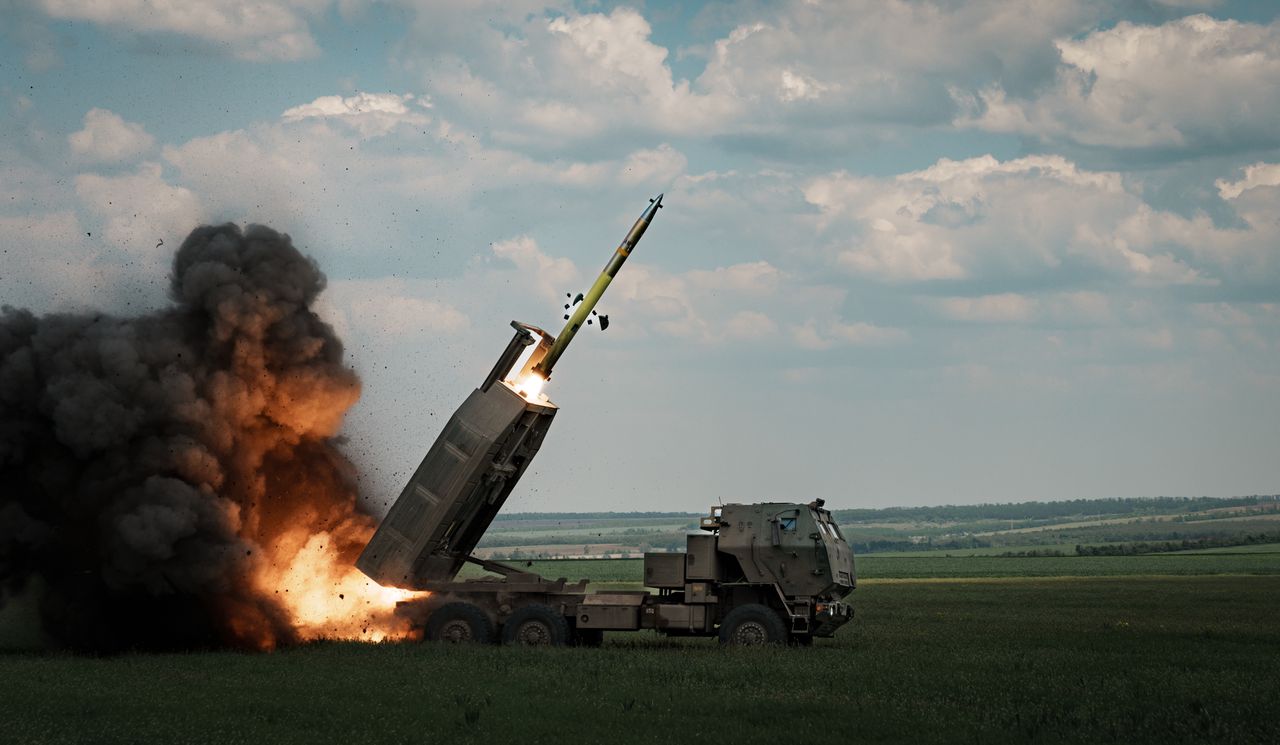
[937,294,1038,323]
[396,5,735,144]
[480,234,880,350]
[618,145,687,186]
[491,235,581,303]
[74,163,205,254]
[324,279,470,338]
[723,310,778,340]
[37,0,328,61]
[692,1,1101,127]
[1216,162,1280,200]
[282,93,431,137]
[955,15,1280,149]
[0,211,100,310]
[790,319,907,350]
[803,154,1230,285]
[930,291,1118,326]
[68,109,155,163]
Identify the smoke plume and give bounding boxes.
[0,223,413,651]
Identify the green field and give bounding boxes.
[4,575,1278,744]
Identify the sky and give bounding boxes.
[1,0,1278,513]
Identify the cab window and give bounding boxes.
[779,516,797,531]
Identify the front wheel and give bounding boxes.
[718,604,788,646]
[501,604,571,647]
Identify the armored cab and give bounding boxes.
[704,501,856,597]
[356,322,559,589]
[636,500,855,642]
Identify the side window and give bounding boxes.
[779,517,797,531]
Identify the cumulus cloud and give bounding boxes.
[790,319,907,350]
[388,1,1122,152]
[282,93,431,137]
[936,294,1039,324]
[36,0,328,61]
[955,15,1280,150]
[323,279,470,338]
[491,235,581,303]
[1216,162,1280,200]
[929,291,1115,326]
[480,234,890,350]
[68,109,155,163]
[803,154,1232,286]
[397,5,735,144]
[75,163,206,254]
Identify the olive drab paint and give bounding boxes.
[356,195,855,646]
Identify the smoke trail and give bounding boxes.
[0,223,404,651]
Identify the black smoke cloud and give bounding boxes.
[0,224,364,651]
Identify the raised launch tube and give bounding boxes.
[356,195,665,589]
[533,193,663,379]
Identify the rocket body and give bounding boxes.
[534,193,663,378]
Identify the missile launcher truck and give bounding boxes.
[356,195,856,645]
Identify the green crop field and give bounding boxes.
[3,575,1278,744]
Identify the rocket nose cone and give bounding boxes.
[642,193,664,221]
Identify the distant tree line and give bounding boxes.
[848,536,993,554]
[832,495,1276,525]
[493,511,698,521]
[1073,533,1280,556]
[476,531,686,549]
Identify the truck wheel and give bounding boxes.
[718,604,788,646]
[501,604,571,647]
[424,602,495,644]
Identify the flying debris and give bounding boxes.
[537,193,663,376]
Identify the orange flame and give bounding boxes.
[250,521,427,644]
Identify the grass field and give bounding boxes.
[4,575,1278,744]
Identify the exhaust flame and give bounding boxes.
[256,525,424,644]
[0,223,425,651]
[513,371,547,402]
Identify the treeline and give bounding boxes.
[476,530,687,549]
[493,511,698,521]
[848,536,993,554]
[832,495,1277,525]
[990,517,1280,548]
[1074,533,1280,556]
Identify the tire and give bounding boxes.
[424,602,495,644]
[501,604,571,647]
[718,604,788,646]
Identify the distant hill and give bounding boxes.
[830,495,1278,525]
[478,496,1280,559]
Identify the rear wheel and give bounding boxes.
[718,604,788,646]
[424,602,494,644]
[501,604,571,647]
